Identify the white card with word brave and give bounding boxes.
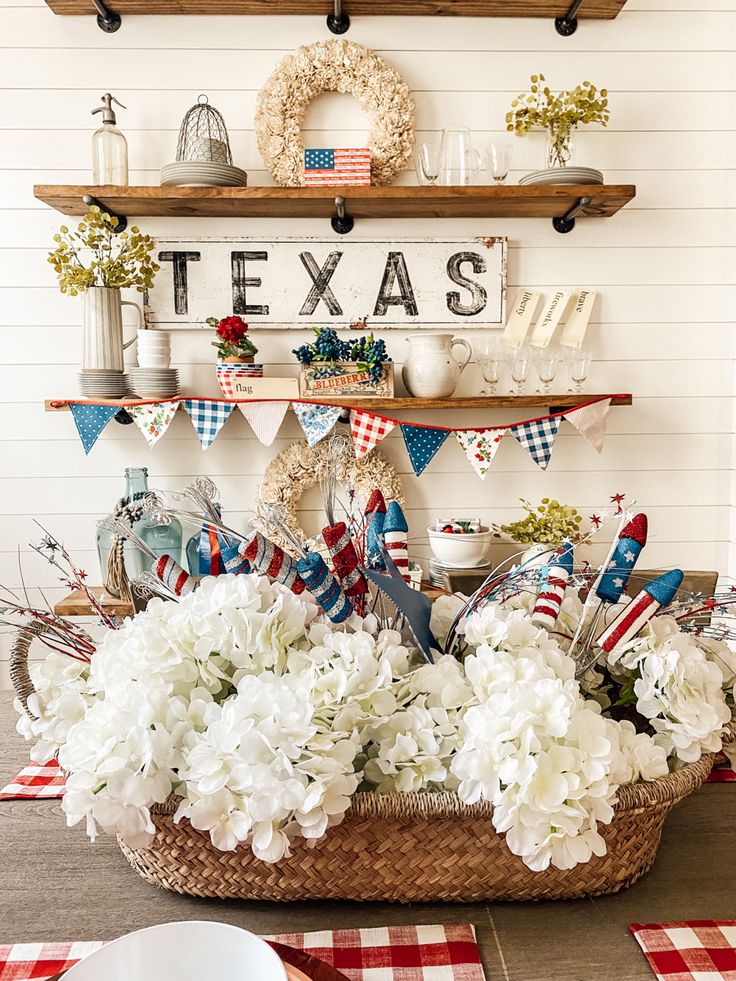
[560,289,598,348]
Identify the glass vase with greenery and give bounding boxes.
[48,206,159,295]
[506,74,609,169]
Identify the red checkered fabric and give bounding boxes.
[0,924,483,981]
[0,760,65,800]
[630,921,736,981]
[349,410,396,460]
[707,752,736,782]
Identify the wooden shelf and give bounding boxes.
[34,184,636,225]
[44,1,628,21]
[46,394,632,413]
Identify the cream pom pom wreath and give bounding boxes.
[255,39,416,187]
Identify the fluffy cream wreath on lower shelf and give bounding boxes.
[255,438,404,552]
[255,39,416,187]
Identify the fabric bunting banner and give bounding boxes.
[400,424,449,476]
[455,428,506,480]
[350,409,396,459]
[511,415,561,470]
[563,397,611,453]
[239,400,290,446]
[292,401,343,446]
[69,402,119,454]
[183,399,235,449]
[126,401,180,447]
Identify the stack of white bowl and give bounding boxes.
[129,330,180,398]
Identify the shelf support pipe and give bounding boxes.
[82,194,128,232]
[552,195,592,234]
[92,0,122,32]
[331,195,354,235]
[326,0,350,34]
[555,0,584,36]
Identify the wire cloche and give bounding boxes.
[176,94,233,164]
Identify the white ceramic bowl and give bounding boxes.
[63,921,287,981]
[427,527,493,568]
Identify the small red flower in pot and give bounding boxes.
[208,315,258,363]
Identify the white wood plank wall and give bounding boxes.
[1,0,734,685]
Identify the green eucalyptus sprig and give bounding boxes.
[495,498,584,546]
[48,206,159,296]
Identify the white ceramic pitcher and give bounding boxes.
[402,331,472,398]
[82,286,141,372]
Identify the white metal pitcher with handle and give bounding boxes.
[402,331,472,398]
[82,286,141,371]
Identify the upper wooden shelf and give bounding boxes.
[34,184,636,231]
[44,1,628,21]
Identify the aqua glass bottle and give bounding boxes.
[97,467,151,594]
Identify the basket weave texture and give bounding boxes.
[11,625,728,903]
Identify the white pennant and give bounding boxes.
[238,400,290,446]
[126,400,180,447]
[564,398,611,453]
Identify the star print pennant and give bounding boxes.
[400,423,449,476]
[292,402,343,446]
[455,428,506,479]
[510,415,560,470]
[564,398,611,453]
[183,399,235,449]
[126,401,180,447]
[238,400,289,446]
[69,402,119,454]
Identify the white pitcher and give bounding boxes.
[82,286,141,371]
[402,331,472,398]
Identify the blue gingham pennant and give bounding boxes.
[183,399,234,449]
[511,415,561,470]
[69,402,119,454]
[292,401,342,446]
[400,423,449,476]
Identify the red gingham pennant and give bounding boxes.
[349,410,396,460]
[630,921,736,981]
[0,924,483,981]
[0,759,65,800]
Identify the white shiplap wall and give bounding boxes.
[1,0,735,685]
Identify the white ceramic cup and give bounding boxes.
[137,329,171,369]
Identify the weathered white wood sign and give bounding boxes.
[145,236,507,330]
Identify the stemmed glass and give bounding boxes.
[414,141,442,186]
[567,349,592,393]
[484,143,513,185]
[508,346,530,396]
[477,338,503,395]
[534,350,558,395]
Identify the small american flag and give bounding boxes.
[304,147,372,186]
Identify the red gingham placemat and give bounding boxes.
[0,760,65,800]
[630,921,736,980]
[0,923,484,981]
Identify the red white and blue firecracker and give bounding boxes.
[383,500,410,579]
[597,568,684,654]
[532,543,574,628]
[322,520,368,598]
[220,539,251,576]
[244,532,306,594]
[153,554,195,597]
[365,490,387,569]
[296,551,352,623]
[596,513,649,603]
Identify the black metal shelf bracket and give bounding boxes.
[82,194,128,232]
[331,195,354,235]
[327,0,350,34]
[552,195,592,234]
[555,0,583,36]
[92,0,122,32]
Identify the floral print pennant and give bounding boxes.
[126,401,180,447]
[455,428,506,479]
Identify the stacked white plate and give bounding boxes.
[519,166,603,186]
[428,557,493,587]
[160,161,248,187]
[128,367,180,398]
[79,370,129,399]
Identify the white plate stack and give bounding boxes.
[428,557,493,587]
[79,370,129,399]
[160,161,248,187]
[128,368,180,399]
[518,167,604,186]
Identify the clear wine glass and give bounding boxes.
[414,141,442,186]
[509,346,530,396]
[534,350,558,395]
[567,349,592,394]
[477,338,503,395]
[485,142,513,185]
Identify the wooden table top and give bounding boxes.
[0,689,732,980]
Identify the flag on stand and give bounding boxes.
[304,148,372,186]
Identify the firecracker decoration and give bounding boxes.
[383,500,409,578]
[597,569,684,654]
[153,554,195,597]
[365,489,387,568]
[244,532,305,594]
[597,513,648,603]
[220,540,251,576]
[531,543,574,628]
[322,521,368,598]
[296,551,352,623]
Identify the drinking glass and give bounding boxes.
[567,349,592,393]
[439,128,481,186]
[414,141,442,186]
[484,143,513,184]
[477,337,503,395]
[509,346,530,396]
[534,349,558,395]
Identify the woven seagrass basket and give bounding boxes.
[11,626,731,903]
